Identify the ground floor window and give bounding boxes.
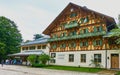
[69,54,74,62]
[51,53,56,58]
[50,59,56,63]
[81,54,86,63]
[94,54,101,63]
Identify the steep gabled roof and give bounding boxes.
[43,2,116,35]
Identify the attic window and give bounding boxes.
[70,8,74,12]
[70,13,77,18]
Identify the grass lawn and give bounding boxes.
[42,65,104,73]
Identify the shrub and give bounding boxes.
[38,54,50,65]
[27,55,37,65]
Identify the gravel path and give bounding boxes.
[0,64,116,75]
[0,65,99,75]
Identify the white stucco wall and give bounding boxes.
[50,50,106,68]
[107,50,120,69]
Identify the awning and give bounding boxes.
[8,50,44,56]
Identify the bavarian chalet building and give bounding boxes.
[43,3,120,69]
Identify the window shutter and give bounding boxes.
[93,40,96,46]
[94,26,97,32]
[80,30,83,34]
[86,41,88,46]
[80,42,83,47]
[73,43,76,47]
[84,17,89,23]
[100,40,102,46]
[69,43,71,48]
[99,26,103,32]
[63,44,66,48]
[86,28,89,33]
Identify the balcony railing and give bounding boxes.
[64,22,79,29]
[48,31,106,42]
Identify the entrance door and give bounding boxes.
[111,54,119,69]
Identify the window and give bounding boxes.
[93,40,102,46]
[81,54,86,63]
[83,28,89,33]
[29,46,35,50]
[94,26,103,32]
[42,45,46,49]
[80,41,88,47]
[69,31,76,36]
[70,13,77,18]
[60,32,66,37]
[22,47,28,50]
[50,59,56,63]
[69,54,74,62]
[94,54,101,63]
[37,45,41,49]
[69,42,76,48]
[60,43,66,48]
[52,44,57,49]
[51,53,56,58]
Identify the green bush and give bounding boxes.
[27,55,37,65]
[32,63,46,67]
[39,54,50,65]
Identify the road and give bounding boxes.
[0,65,115,75]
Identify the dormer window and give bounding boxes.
[70,13,77,18]
[70,8,74,12]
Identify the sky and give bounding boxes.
[0,0,120,41]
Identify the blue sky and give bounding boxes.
[0,0,120,41]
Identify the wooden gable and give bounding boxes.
[43,2,116,35]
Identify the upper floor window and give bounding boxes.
[69,31,76,36]
[37,45,41,49]
[52,44,57,49]
[83,28,89,34]
[70,13,77,18]
[93,39,102,46]
[60,43,66,48]
[42,45,46,49]
[94,26,103,32]
[60,32,66,37]
[69,42,76,48]
[22,47,28,50]
[29,46,35,50]
[80,41,88,47]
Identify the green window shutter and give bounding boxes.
[79,18,84,24]
[93,40,96,46]
[73,31,76,35]
[80,30,83,34]
[84,17,89,23]
[69,43,71,48]
[99,26,103,32]
[94,26,97,32]
[86,41,88,46]
[86,28,89,33]
[73,43,76,47]
[100,40,102,46]
[80,42,83,47]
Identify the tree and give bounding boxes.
[0,16,22,58]
[27,55,37,65]
[33,34,43,40]
[110,29,120,44]
[38,54,50,65]
[0,43,6,62]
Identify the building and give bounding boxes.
[43,3,120,69]
[9,35,50,64]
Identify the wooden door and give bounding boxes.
[111,54,119,69]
